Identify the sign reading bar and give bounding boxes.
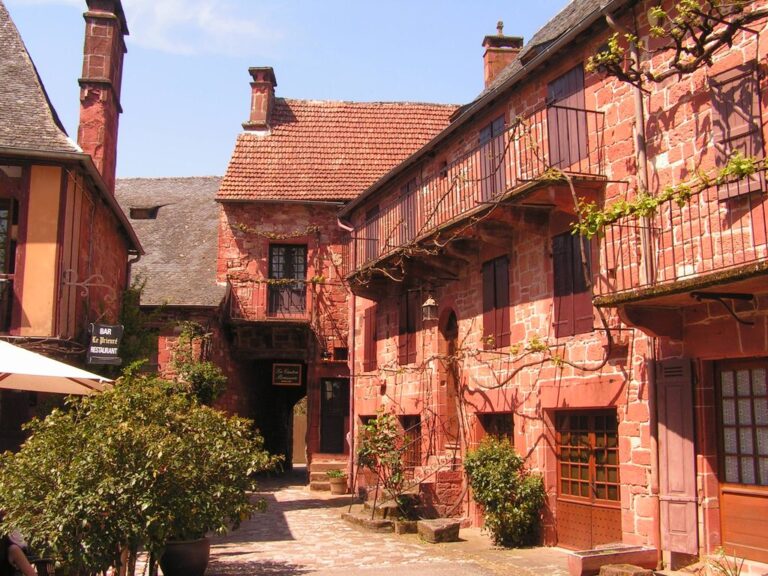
[87,323,124,365]
[273,363,302,386]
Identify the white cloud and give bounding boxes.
[7,0,283,57]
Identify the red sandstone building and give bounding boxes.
[0,0,140,449]
[340,0,768,571]
[209,68,457,473]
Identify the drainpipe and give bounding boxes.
[604,9,663,569]
[337,216,356,490]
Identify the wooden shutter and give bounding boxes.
[710,63,764,200]
[572,236,594,335]
[480,116,506,202]
[482,260,497,349]
[657,358,698,555]
[552,233,574,338]
[363,305,377,372]
[398,292,418,365]
[494,256,511,347]
[547,65,588,169]
[398,294,409,364]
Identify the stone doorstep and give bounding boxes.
[417,519,461,544]
[598,565,654,576]
[341,511,394,533]
[568,547,658,576]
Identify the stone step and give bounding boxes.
[309,481,330,491]
[341,511,393,533]
[308,461,347,473]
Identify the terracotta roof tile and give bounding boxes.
[217,99,458,202]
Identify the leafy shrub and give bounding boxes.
[356,411,408,512]
[0,373,281,575]
[326,468,346,479]
[464,437,546,547]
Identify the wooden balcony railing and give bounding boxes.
[0,274,12,333]
[347,104,605,271]
[227,279,314,322]
[597,184,768,298]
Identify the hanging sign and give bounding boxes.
[272,363,302,386]
[87,323,124,365]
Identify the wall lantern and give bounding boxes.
[422,294,439,322]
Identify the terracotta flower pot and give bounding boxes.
[159,537,210,576]
[329,476,347,495]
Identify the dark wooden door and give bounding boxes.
[547,65,588,170]
[716,359,768,563]
[320,378,349,454]
[479,116,507,202]
[556,410,622,549]
[268,244,307,316]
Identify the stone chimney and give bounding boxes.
[77,0,128,195]
[243,67,277,131]
[482,22,523,88]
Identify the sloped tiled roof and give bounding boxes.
[0,0,79,154]
[115,177,224,307]
[217,99,458,202]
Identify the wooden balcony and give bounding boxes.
[595,182,768,309]
[347,104,605,273]
[227,279,314,324]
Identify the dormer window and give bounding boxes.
[129,206,161,220]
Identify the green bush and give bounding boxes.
[0,373,280,575]
[464,437,546,547]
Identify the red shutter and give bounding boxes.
[547,65,588,169]
[406,291,419,364]
[657,358,698,555]
[398,294,408,364]
[494,256,511,347]
[482,260,496,349]
[552,234,574,338]
[710,63,764,200]
[573,237,594,335]
[363,305,377,372]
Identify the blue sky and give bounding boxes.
[7,0,569,178]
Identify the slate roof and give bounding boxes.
[0,0,79,154]
[115,177,224,307]
[217,99,458,203]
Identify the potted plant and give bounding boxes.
[326,468,348,495]
[0,371,280,576]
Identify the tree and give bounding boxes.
[0,373,280,575]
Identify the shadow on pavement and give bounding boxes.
[207,558,311,575]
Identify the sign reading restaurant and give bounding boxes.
[272,363,302,386]
[87,323,124,365]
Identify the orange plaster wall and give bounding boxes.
[19,165,61,337]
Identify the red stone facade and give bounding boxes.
[342,1,768,572]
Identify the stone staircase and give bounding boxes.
[308,453,348,491]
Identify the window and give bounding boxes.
[363,305,377,372]
[557,410,620,503]
[400,415,422,470]
[398,290,420,365]
[482,256,510,349]
[478,412,514,440]
[547,65,588,170]
[0,198,16,332]
[552,232,593,338]
[479,115,507,201]
[710,63,764,200]
[268,244,307,316]
[718,361,768,486]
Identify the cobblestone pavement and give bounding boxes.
[203,469,571,576]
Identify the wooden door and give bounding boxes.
[556,410,622,550]
[657,359,698,554]
[479,116,507,202]
[547,65,588,170]
[716,359,768,563]
[320,378,349,454]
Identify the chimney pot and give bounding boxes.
[243,66,277,131]
[482,24,523,88]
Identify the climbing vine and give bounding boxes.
[572,151,766,238]
[586,0,768,87]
